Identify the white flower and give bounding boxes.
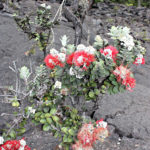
[50,48,59,56]
[69,67,76,76]
[103,48,112,59]
[77,44,86,51]
[20,139,26,146]
[19,139,26,150]
[28,107,36,114]
[54,81,62,89]
[0,136,4,145]
[76,74,84,79]
[135,54,144,64]
[97,121,107,128]
[49,59,53,64]
[40,3,46,8]
[137,54,143,59]
[85,46,96,54]
[77,56,83,64]
[40,3,51,10]
[60,47,67,53]
[109,26,135,51]
[120,35,134,51]
[46,5,51,10]
[58,53,66,62]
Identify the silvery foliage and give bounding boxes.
[28,65,50,98]
[60,35,69,47]
[94,35,108,49]
[108,26,130,40]
[19,66,30,82]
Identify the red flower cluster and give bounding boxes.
[133,54,145,65]
[44,54,64,69]
[72,120,109,150]
[0,139,30,150]
[77,123,96,147]
[122,76,136,91]
[100,46,118,63]
[113,65,136,91]
[67,51,95,70]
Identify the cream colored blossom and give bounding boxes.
[54,81,62,89]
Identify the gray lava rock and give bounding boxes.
[94,84,150,140]
[0,2,4,10]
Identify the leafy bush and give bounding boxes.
[0,18,147,150]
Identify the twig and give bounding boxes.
[6,116,22,137]
[51,0,66,24]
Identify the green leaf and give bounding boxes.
[43,124,51,131]
[40,119,47,124]
[43,107,50,113]
[54,131,60,138]
[68,129,74,136]
[16,128,26,134]
[45,113,51,118]
[112,81,118,86]
[46,118,52,124]
[50,108,57,115]
[113,86,119,94]
[9,130,16,138]
[108,86,113,94]
[52,116,60,122]
[63,135,68,143]
[61,127,68,133]
[119,86,125,92]
[94,89,100,95]
[89,91,95,98]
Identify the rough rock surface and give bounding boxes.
[0,0,150,150]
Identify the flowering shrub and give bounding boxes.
[72,119,109,150]
[1,26,146,150]
[44,26,146,99]
[0,138,30,150]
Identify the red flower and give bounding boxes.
[100,46,118,63]
[77,123,95,147]
[122,76,136,91]
[133,54,145,65]
[44,54,64,69]
[66,53,75,65]
[0,139,31,150]
[67,51,95,70]
[113,65,136,91]
[96,119,103,125]
[93,127,109,142]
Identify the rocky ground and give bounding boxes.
[0,0,150,150]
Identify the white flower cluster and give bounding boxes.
[77,44,96,55]
[120,34,135,51]
[0,136,4,145]
[135,54,144,64]
[97,120,107,128]
[109,26,135,51]
[28,107,36,114]
[40,3,51,10]
[50,49,66,62]
[69,67,84,79]
[54,81,62,89]
[19,139,26,150]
